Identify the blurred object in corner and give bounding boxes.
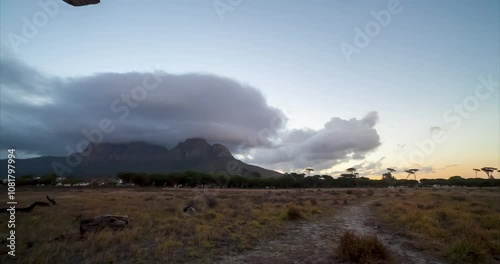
[63,0,100,6]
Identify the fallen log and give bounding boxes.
[80,214,129,235]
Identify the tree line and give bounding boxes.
[6,171,500,188]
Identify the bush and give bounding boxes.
[285,205,304,220]
[336,231,393,264]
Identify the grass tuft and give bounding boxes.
[285,205,305,220]
[336,230,393,264]
[446,238,489,264]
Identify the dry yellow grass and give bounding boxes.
[336,230,394,264]
[375,188,500,264]
[0,187,375,263]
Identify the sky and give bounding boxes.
[0,0,499,179]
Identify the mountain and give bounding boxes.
[0,138,282,178]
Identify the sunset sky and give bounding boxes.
[1,0,499,179]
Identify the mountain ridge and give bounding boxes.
[0,138,281,178]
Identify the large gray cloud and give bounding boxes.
[241,112,381,171]
[0,55,382,172]
[0,54,286,157]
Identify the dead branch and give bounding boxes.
[0,201,51,213]
[46,195,56,205]
[0,195,56,213]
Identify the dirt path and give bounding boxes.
[216,199,444,264]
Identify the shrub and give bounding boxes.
[336,231,393,264]
[285,205,304,220]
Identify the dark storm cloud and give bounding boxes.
[242,112,381,171]
[0,55,286,156]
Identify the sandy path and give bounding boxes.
[216,199,444,264]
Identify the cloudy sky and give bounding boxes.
[1,0,499,179]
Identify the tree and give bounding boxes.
[405,169,419,181]
[304,167,314,176]
[449,176,465,186]
[344,167,359,187]
[346,168,356,175]
[481,167,498,179]
[473,168,481,178]
[353,172,360,187]
[382,168,396,186]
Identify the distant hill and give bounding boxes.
[0,138,282,178]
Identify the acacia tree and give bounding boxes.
[473,168,481,178]
[304,167,314,176]
[405,169,419,181]
[481,167,498,179]
[346,168,358,187]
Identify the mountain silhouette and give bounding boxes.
[0,138,281,178]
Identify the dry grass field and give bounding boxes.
[1,187,499,264]
[376,188,500,264]
[0,187,371,264]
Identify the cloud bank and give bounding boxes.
[241,112,381,171]
[0,54,382,171]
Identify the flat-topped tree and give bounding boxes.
[345,168,358,187]
[304,167,314,176]
[481,167,497,179]
[405,169,419,181]
[473,168,481,178]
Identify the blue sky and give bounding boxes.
[1,0,499,179]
